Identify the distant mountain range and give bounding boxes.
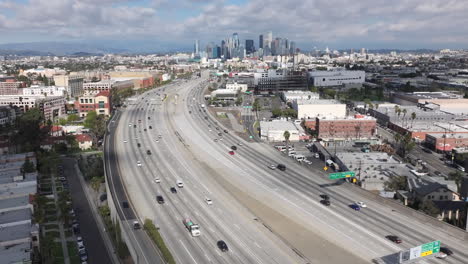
[0,41,192,56]
[0,42,128,56]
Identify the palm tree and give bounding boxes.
[397,109,402,125]
[411,112,416,127]
[283,130,290,155]
[402,108,407,127]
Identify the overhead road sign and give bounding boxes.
[329,171,355,180]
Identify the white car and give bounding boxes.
[237,142,243,146]
[435,253,447,259]
[158,135,162,138]
[268,164,276,170]
[356,202,367,208]
[205,198,213,205]
[154,178,161,183]
[137,161,142,167]
[123,140,127,143]
[176,180,184,188]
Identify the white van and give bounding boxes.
[288,151,297,157]
[294,155,305,162]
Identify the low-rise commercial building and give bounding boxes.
[392,91,463,106]
[225,82,248,92]
[425,133,468,152]
[83,80,113,95]
[210,89,238,101]
[75,91,112,117]
[21,85,67,96]
[260,120,301,142]
[292,99,346,119]
[316,115,376,140]
[0,106,17,126]
[0,80,23,95]
[308,70,365,87]
[254,69,308,94]
[281,91,319,102]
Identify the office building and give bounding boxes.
[259,35,263,49]
[194,39,200,55]
[53,75,84,98]
[254,69,308,93]
[245,40,255,54]
[83,81,113,95]
[0,80,23,95]
[75,91,112,117]
[0,106,17,126]
[21,86,67,96]
[265,31,273,48]
[308,70,365,87]
[0,95,66,121]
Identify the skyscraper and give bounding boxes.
[232,33,240,48]
[265,31,273,48]
[245,40,254,54]
[259,35,263,49]
[194,40,199,55]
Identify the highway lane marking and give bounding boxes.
[234,224,240,230]
[254,242,262,249]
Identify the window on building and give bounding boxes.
[439,195,443,200]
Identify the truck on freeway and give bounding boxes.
[183,219,200,236]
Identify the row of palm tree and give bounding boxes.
[394,105,417,127]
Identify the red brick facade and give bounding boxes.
[316,116,376,139]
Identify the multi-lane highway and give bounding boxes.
[110,74,468,264]
[113,78,302,264]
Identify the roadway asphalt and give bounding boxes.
[114,77,304,264]
[112,74,468,264]
[62,158,112,264]
[172,75,468,264]
[105,107,165,264]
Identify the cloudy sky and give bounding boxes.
[0,0,467,50]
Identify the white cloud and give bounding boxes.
[0,0,468,48]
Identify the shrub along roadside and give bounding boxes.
[143,219,175,264]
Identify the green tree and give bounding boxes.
[402,108,407,126]
[58,118,67,126]
[448,171,463,193]
[383,175,407,191]
[283,130,290,155]
[419,200,440,217]
[272,108,282,118]
[13,108,50,152]
[309,85,318,93]
[21,159,36,173]
[410,112,416,127]
[67,114,80,123]
[252,98,262,112]
[324,89,336,99]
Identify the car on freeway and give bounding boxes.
[147,150,152,155]
[134,124,136,128]
[268,164,276,170]
[440,247,453,256]
[156,195,165,204]
[386,235,402,244]
[176,180,184,188]
[158,135,162,138]
[422,148,432,153]
[237,142,243,146]
[215,127,220,130]
[277,164,286,171]
[350,204,361,211]
[217,240,229,252]
[149,126,152,129]
[218,132,222,136]
[137,161,142,167]
[320,194,330,200]
[137,143,141,147]
[154,178,160,183]
[205,198,213,205]
[148,116,151,120]
[356,201,367,208]
[231,146,237,150]
[155,139,159,143]
[223,129,228,133]
[129,124,132,127]
[320,200,331,206]
[122,201,129,208]
[144,128,147,132]
[205,116,208,120]
[436,252,447,259]
[189,111,192,114]
[314,153,320,159]
[170,187,177,193]
[123,140,127,143]
[228,151,235,155]
[214,139,218,142]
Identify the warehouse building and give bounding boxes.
[292,99,346,119]
[260,120,302,142]
[308,70,365,87]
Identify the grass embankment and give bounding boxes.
[144,219,176,264]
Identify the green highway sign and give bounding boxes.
[329,171,355,180]
[243,106,252,108]
[421,241,440,257]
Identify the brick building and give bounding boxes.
[75,91,112,117]
[316,115,377,140]
[425,133,468,152]
[0,80,23,95]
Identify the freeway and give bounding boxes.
[174,75,468,264]
[113,78,303,264]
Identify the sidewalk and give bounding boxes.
[51,172,71,264]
